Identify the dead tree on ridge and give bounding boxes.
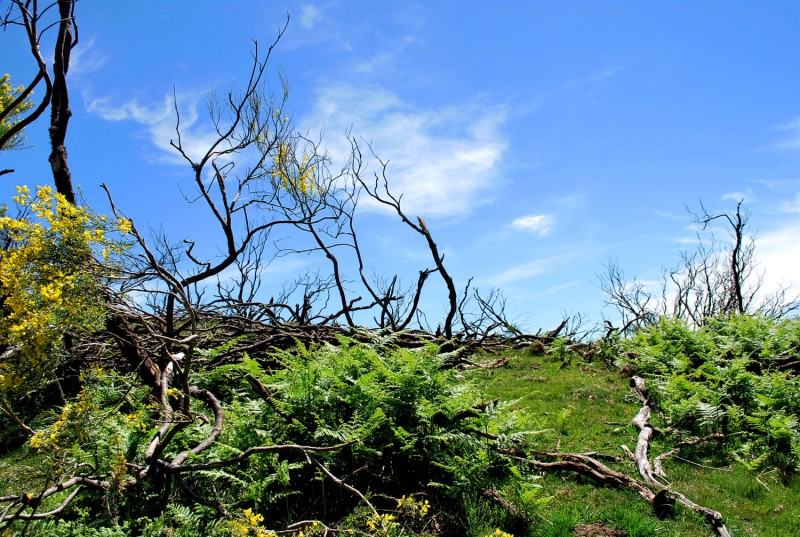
[350,139,459,339]
[2,0,77,203]
[602,200,798,328]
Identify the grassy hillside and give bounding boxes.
[471,344,800,536]
[1,316,799,536]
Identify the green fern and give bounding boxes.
[695,401,725,431]
[622,314,800,472]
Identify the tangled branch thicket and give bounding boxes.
[600,201,799,335]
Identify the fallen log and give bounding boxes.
[506,450,655,503]
[627,376,731,537]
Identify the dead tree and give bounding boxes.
[456,285,521,340]
[668,200,798,322]
[211,231,273,320]
[1,0,77,203]
[153,34,302,337]
[268,135,372,327]
[693,200,756,316]
[0,26,389,526]
[603,201,798,327]
[0,11,595,529]
[93,23,381,512]
[598,260,659,334]
[350,139,459,339]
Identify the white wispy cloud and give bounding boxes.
[721,191,749,202]
[489,253,577,286]
[510,214,554,236]
[561,68,616,90]
[299,5,321,29]
[779,192,800,214]
[753,178,800,191]
[87,93,219,164]
[302,84,507,219]
[536,280,582,297]
[70,37,109,77]
[353,34,418,75]
[757,222,800,290]
[86,81,508,222]
[769,117,800,151]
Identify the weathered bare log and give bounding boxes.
[507,451,655,503]
[628,376,731,537]
[629,406,665,488]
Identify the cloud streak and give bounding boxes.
[303,84,508,218]
[86,37,508,221]
[778,192,800,214]
[511,214,555,236]
[70,37,109,78]
[87,93,219,164]
[299,5,321,29]
[489,252,578,286]
[769,117,800,151]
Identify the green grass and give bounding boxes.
[474,352,638,454]
[469,349,800,536]
[0,449,49,496]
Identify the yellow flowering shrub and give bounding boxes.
[485,530,514,537]
[0,73,34,151]
[109,434,129,488]
[396,494,430,517]
[365,512,397,535]
[122,410,150,433]
[227,508,276,537]
[272,143,318,198]
[24,364,158,488]
[28,386,97,452]
[0,185,121,393]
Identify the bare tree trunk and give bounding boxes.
[105,313,161,390]
[729,203,744,314]
[48,0,76,204]
[352,153,459,337]
[416,217,458,339]
[696,200,748,316]
[2,0,77,201]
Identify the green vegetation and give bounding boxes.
[474,331,800,536]
[2,315,799,535]
[0,166,798,537]
[619,316,800,473]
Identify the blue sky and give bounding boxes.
[3,1,800,331]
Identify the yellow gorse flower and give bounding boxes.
[484,530,514,537]
[227,508,276,537]
[272,143,318,198]
[397,494,430,516]
[0,186,121,394]
[365,512,397,535]
[0,74,34,150]
[117,217,132,235]
[28,387,97,452]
